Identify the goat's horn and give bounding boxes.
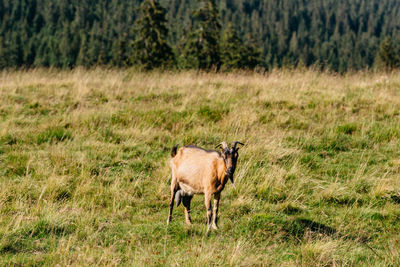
[215,141,228,150]
[232,141,245,150]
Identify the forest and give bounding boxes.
[1,0,400,71]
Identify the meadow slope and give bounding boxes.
[1,69,400,266]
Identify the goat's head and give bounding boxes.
[216,141,244,184]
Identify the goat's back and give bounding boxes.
[170,146,222,191]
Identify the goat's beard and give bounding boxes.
[229,175,237,189]
[228,174,234,184]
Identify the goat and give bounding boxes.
[167,141,244,231]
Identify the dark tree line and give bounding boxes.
[0,0,399,71]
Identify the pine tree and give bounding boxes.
[60,22,73,68]
[131,0,174,70]
[0,37,8,68]
[220,24,262,70]
[23,38,36,67]
[240,38,262,70]
[181,0,221,70]
[377,37,399,70]
[48,36,62,67]
[112,35,129,67]
[8,32,24,66]
[97,43,107,65]
[34,35,50,67]
[220,24,243,70]
[76,32,90,67]
[87,27,101,66]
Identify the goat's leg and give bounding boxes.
[167,178,178,225]
[204,192,212,232]
[182,195,193,225]
[212,192,220,230]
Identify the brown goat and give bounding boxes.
[167,141,244,231]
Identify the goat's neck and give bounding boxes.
[215,159,229,193]
[216,174,229,193]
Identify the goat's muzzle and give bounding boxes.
[226,167,234,184]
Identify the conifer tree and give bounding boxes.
[60,23,73,68]
[9,32,23,66]
[377,37,399,70]
[47,37,62,67]
[181,0,221,70]
[112,35,129,67]
[87,28,101,66]
[131,0,174,69]
[97,43,107,65]
[220,24,262,70]
[76,33,90,67]
[220,24,243,70]
[240,38,262,70]
[0,37,8,68]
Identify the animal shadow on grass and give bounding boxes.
[288,218,370,244]
[185,226,203,237]
[390,194,400,204]
[286,218,337,241]
[166,222,204,240]
[295,218,337,236]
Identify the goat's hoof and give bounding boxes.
[166,218,171,225]
[212,224,218,230]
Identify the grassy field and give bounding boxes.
[1,69,400,266]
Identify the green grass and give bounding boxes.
[0,68,400,265]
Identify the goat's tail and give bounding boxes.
[171,145,178,157]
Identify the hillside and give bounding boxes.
[1,69,400,265]
[1,0,400,70]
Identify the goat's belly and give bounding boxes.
[178,183,202,195]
